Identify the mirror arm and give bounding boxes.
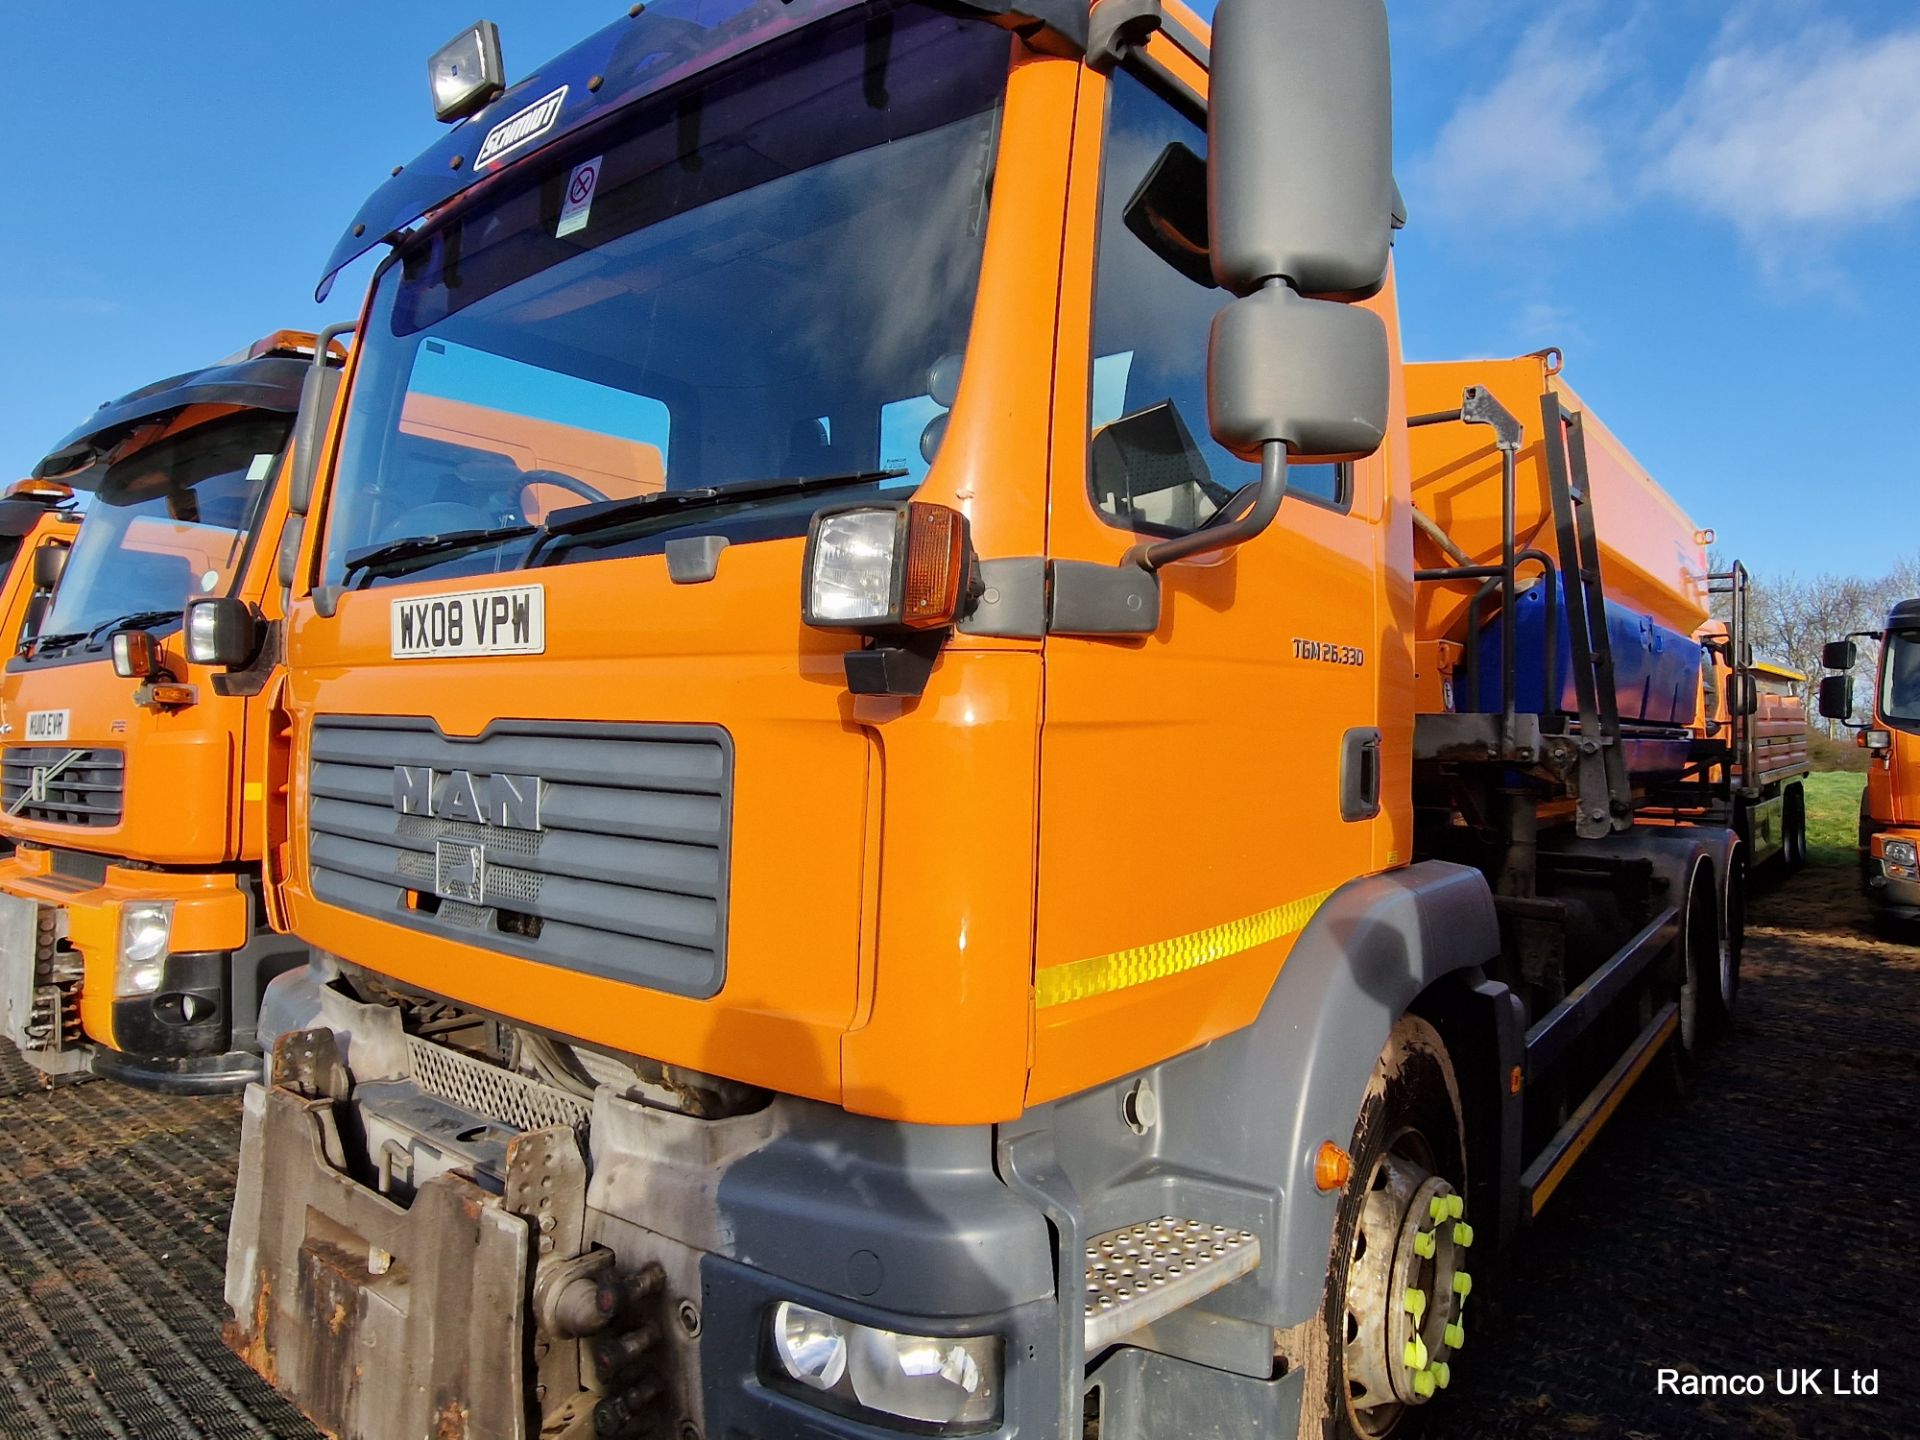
[1127,438,1287,572]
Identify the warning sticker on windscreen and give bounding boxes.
[391,585,545,659]
[557,155,602,238]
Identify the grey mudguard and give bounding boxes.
[999,858,1500,1423]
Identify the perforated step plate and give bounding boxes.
[1082,1216,1260,1351]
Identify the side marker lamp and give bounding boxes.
[430,20,506,122]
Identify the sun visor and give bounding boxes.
[313,0,1088,302]
[33,354,310,481]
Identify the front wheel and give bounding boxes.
[1300,1016,1473,1440]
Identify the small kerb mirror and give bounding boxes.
[1822,640,1857,672]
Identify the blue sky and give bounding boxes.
[2,0,1916,581]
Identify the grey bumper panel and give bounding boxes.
[223,1082,533,1440]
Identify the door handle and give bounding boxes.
[1341,727,1383,822]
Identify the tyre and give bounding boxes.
[1704,846,1743,1038]
[1299,1015,1472,1440]
[1782,785,1808,871]
[1663,860,1717,1083]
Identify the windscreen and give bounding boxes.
[35,411,290,651]
[321,6,1010,590]
[1883,632,1920,725]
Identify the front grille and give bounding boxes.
[307,717,731,998]
[406,1036,591,1135]
[1,747,125,827]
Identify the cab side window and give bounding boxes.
[1089,69,1346,534]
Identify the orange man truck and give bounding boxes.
[0,333,340,1090]
[1821,601,1920,923]
[223,4,1771,1437]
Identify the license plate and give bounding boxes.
[25,710,69,741]
[390,585,545,659]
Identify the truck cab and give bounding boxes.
[225,3,1757,1438]
[1823,600,1920,922]
[0,333,333,1090]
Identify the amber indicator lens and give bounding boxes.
[899,502,967,629]
[111,629,161,679]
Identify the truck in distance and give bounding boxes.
[1821,600,1920,923]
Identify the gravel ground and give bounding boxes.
[1,863,1913,1439]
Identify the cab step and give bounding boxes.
[1082,1216,1260,1350]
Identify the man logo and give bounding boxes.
[474,85,568,167]
[434,840,488,905]
[28,768,50,804]
[394,767,542,831]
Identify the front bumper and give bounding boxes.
[0,854,283,1089]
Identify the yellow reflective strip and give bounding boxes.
[1035,888,1336,1009]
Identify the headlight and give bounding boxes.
[766,1301,1000,1430]
[1885,839,1918,869]
[802,502,971,632]
[116,901,173,995]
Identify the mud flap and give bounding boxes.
[224,1082,533,1440]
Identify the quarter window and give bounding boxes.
[1088,70,1347,534]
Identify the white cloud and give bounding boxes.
[1653,21,1920,235]
[1409,9,1638,230]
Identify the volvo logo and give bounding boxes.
[394,766,543,831]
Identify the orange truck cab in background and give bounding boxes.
[221,4,1780,1438]
[0,491,84,774]
[1823,599,1920,921]
[0,334,340,1091]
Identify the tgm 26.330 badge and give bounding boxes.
[391,584,545,659]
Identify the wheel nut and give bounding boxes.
[1445,1322,1466,1350]
[1413,1229,1437,1259]
[1427,1196,1449,1223]
[1413,1368,1437,1398]
[1446,1195,1464,1220]
[1403,1288,1426,1321]
[1452,1271,1473,1298]
[1403,1337,1428,1370]
[1452,1222,1475,1248]
[1431,1361,1451,1389]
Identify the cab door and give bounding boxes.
[1029,57,1404,1103]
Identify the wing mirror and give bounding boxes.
[1137,0,1392,576]
[1206,0,1392,460]
[1818,674,1853,722]
[32,542,68,592]
[1821,640,1857,671]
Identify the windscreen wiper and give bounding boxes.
[537,469,910,547]
[343,524,536,583]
